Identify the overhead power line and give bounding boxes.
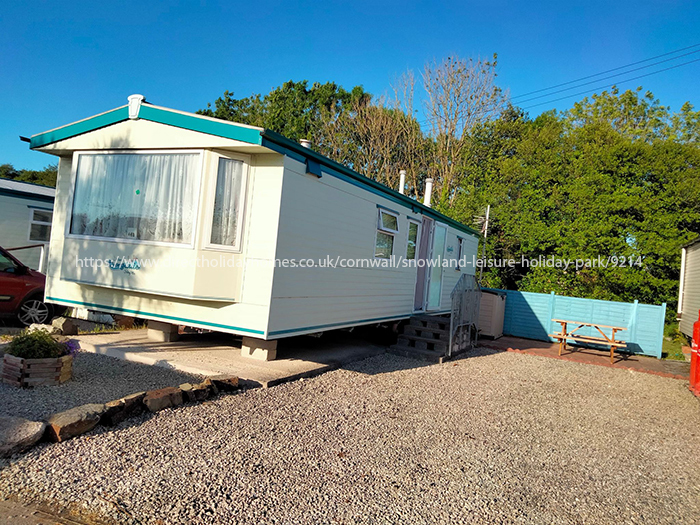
[522,57,700,109]
[512,42,700,100]
[516,48,700,104]
[414,44,700,125]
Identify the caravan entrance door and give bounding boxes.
[426,224,447,311]
[413,217,434,311]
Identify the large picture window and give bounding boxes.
[70,152,201,244]
[209,157,246,249]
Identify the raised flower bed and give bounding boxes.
[1,330,79,388]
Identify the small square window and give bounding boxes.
[378,210,399,233]
[375,231,394,258]
[29,209,53,243]
[375,209,399,259]
[32,210,52,223]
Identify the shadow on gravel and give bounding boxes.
[342,343,509,376]
[0,352,202,421]
[464,346,507,358]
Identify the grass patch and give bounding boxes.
[662,323,688,361]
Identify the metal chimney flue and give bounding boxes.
[424,178,434,207]
[398,170,406,195]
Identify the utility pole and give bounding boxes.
[478,204,490,281]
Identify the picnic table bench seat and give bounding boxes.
[549,319,627,364]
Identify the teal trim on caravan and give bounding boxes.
[30,107,129,149]
[46,296,265,335]
[138,106,263,145]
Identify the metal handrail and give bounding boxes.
[448,273,481,357]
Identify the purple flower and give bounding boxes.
[63,339,81,357]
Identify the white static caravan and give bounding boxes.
[29,95,480,359]
[678,237,700,337]
[0,179,55,270]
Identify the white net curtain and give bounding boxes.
[70,153,200,244]
[210,157,244,247]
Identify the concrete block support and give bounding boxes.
[241,337,278,361]
[147,320,179,342]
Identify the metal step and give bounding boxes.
[411,314,450,323]
[388,344,447,364]
[398,335,448,352]
[409,316,450,330]
[402,325,449,338]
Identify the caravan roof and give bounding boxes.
[29,98,479,238]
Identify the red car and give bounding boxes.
[0,246,57,325]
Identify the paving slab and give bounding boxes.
[77,329,386,388]
[480,335,691,380]
[0,499,85,524]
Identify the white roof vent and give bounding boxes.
[299,139,312,148]
[423,178,434,208]
[128,94,145,119]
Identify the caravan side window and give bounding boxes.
[208,157,247,251]
[29,209,53,243]
[456,238,467,270]
[374,209,399,259]
[406,220,419,260]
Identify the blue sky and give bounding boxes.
[2,0,699,170]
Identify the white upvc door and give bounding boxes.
[414,217,434,311]
[426,224,447,311]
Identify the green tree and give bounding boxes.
[671,102,700,144]
[565,86,671,142]
[448,87,700,317]
[199,80,369,142]
[0,163,57,187]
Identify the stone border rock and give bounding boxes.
[1,375,239,457]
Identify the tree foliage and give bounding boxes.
[0,163,57,187]
[198,80,369,142]
[461,89,700,318]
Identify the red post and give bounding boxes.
[690,310,700,396]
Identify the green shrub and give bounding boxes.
[5,329,67,360]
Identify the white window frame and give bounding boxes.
[406,218,421,260]
[456,237,465,271]
[27,207,53,243]
[203,151,250,253]
[65,149,205,249]
[374,208,400,259]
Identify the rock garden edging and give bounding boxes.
[1,375,239,456]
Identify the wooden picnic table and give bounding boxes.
[549,319,627,364]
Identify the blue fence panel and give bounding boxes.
[485,288,665,358]
[501,291,551,341]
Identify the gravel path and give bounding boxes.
[0,351,201,421]
[1,349,699,524]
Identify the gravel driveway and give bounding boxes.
[0,351,201,421]
[1,349,699,524]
